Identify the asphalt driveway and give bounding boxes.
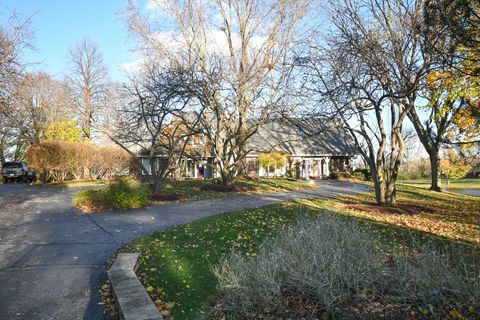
[0,181,370,320]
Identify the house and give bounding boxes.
[244,118,357,179]
[136,118,357,179]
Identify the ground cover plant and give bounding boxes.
[212,216,480,319]
[120,184,480,319]
[72,176,148,211]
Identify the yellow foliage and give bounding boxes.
[440,150,470,183]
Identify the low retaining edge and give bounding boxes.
[108,253,163,320]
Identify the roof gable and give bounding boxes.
[248,118,357,156]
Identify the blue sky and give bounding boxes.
[0,0,147,80]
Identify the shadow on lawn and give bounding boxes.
[127,192,480,319]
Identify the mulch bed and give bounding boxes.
[149,193,189,202]
[212,288,477,320]
[200,184,258,192]
[345,203,436,215]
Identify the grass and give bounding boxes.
[47,180,110,188]
[161,178,313,200]
[399,177,480,189]
[120,184,480,319]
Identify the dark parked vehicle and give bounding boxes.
[1,162,36,183]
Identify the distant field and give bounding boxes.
[399,178,480,190]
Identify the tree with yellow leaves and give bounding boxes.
[257,150,287,178]
[440,150,470,185]
[407,0,479,192]
[43,120,83,142]
[408,58,479,191]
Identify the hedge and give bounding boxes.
[24,141,135,183]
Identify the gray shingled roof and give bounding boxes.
[248,118,358,156]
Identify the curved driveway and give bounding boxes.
[0,181,369,320]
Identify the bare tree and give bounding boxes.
[301,0,427,206]
[68,38,107,140]
[106,65,204,194]
[7,72,75,159]
[0,12,33,165]
[125,0,309,185]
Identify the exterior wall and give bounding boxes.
[138,155,354,180]
[245,155,353,179]
[330,156,352,172]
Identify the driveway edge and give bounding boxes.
[108,253,163,320]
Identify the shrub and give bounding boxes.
[352,171,365,180]
[107,176,148,209]
[353,168,371,181]
[72,176,148,211]
[328,171,340,179]
[339,172,351,179]
[213,215,382,316]
[398,170,421,180]
[212,215,480,318]
[25,141,134,183]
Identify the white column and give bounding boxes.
[325,157,330,177]
[317,159,321,178]
[193,161,198,178]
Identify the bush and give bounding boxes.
[107,176,148,209]
[72,176,148,211]
[339,172,351,179]
[353,168,371,181]
[25,141,134,183]
[328,171,339,179]
[398,170,422,180]
[212,215,480,318]
[352,171,365,180]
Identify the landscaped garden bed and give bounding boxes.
[73,177,314,212]
[119,184,480,319]
[72,176,149,211]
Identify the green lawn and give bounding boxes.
[399,177,480,189]
[120,184,480,319]
[161,178,313,200]
[53,180,110,188]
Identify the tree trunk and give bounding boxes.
[429,152,442,191]
[221,171,235,185]
[151,176,165,195]
[385,180,397,206]
[408,109,442,192]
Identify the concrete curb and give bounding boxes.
[109,253,163,320]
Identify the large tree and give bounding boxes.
[125,0,309,185]
[108,65,204,194]
[423,0,479,76]
[407,65,480,191]
[68,38,108,140]
[302,0,427,206]
[10,72,74,156]
[404,0,480,191]
[0,12,32,164]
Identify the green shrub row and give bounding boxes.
[72,176,148,211]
